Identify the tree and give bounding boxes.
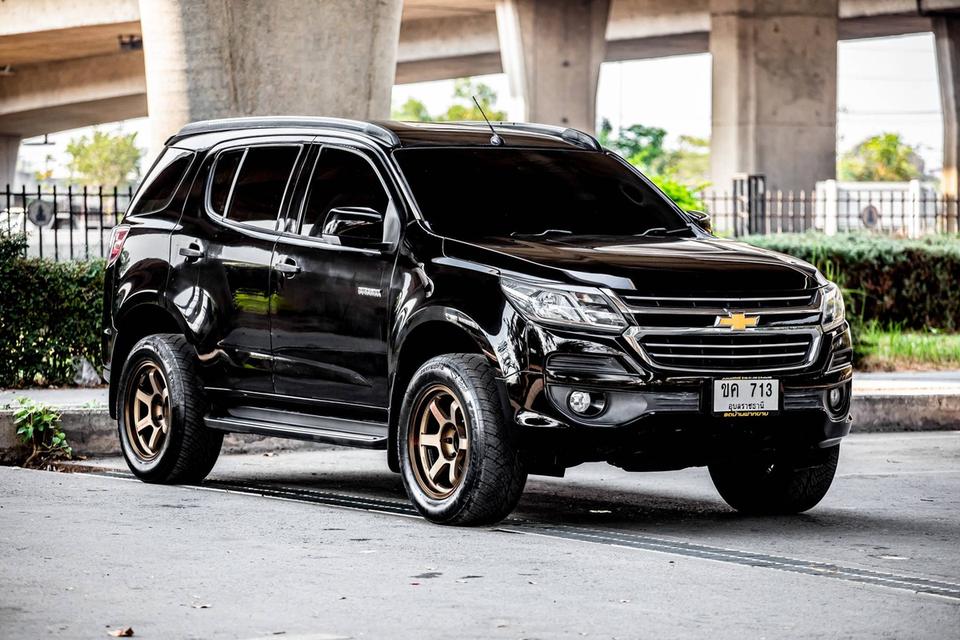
[604,121,669,175]
[65,129,142,187]
[838,133,923,182]
[391,97,433,122]
[663,135,710,187]
[601,119,708,210]
[390,78,507,123]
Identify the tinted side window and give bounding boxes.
[128,149,193,216]
[300,147,388,238]
[209,149,244,216]
[226,146,301,230]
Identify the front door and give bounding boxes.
[270,144,396,411]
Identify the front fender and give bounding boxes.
[393,303,526,381]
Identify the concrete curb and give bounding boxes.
[2,394,957,459]
[850,394,960,432]
[0,408,328,462]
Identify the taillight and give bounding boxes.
[107,225,130,267]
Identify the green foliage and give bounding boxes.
[746,233,960,331]
[855,321,960,371]
[392,98,433,122]
[0,233,104,387]
[838,132,923,182]
[600,119,669,175]
[664,135,710,187]
[600,119,710,210]
[12,397,71,467]
[650,175,704,211]
[391,79,507,122]
[66,128,143,188]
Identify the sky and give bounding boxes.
[18,33,944,180]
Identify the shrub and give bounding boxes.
[0,233,105,387]
[745,234,960,331]
[12,396,72,467]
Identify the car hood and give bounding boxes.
[443,234,820,293]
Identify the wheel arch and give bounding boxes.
[387,308,509,472]
[109,301,185,418]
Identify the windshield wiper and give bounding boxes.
[634,226,690,237]
[509,229,573,238]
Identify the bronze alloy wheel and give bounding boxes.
[408,384,470,499]
[124,361,171,461]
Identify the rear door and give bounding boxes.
[270,142,398,412]
[174,137,305,394]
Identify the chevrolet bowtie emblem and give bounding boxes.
[715,312,759,331]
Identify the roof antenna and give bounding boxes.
[473,96,503,146]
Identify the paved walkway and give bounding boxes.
[2,371,960,408]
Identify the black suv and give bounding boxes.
[103,117,853,525]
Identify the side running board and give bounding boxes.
[204,405,388,450]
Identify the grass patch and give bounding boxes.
[856,322,960,371]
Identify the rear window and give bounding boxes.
[209,149,244,216]
[226,146,301,230]
[127,149,194,216]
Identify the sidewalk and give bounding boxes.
[4,372,960,406]
[2,372,957,458]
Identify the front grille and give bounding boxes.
[620,290,821,329]
[634,332,816,373]
[622,292,817,310]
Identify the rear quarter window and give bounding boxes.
[127,148,194,216]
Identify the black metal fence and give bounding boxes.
[702,176,960,237]
[2,185,134,261]
[3,180,958,262]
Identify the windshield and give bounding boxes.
[394,147,691,240]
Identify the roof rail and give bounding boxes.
[429,121,601,151]
[167,116,399,146]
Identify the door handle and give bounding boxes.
[274,258,301,276]
[179,241,205,260]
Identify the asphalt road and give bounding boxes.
[1,431,958,639]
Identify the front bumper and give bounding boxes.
[503,319,854,471]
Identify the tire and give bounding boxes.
[398,354,527,525]
[117,333,222,484]
[708,445,840,515]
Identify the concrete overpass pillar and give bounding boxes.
[935,16,960,211]
[0,135,20,189]
[138,0,403,154]
[709,0,838,193]
[495,0,611,133]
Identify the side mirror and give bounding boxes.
[322,206,384,247]
[687,209,712,234]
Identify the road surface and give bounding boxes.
[1,431,958,639]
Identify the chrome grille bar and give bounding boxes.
[645,351,809,360]
[643,341,810,349]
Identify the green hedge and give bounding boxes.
[746,234,960,331]
[0,234,104,387]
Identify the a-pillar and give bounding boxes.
[496,0,611,134]
[709,0,838,193]
[138,0,403,155]
[0,135,20,189]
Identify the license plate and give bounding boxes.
[713,378,779,415]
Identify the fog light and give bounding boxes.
[568,390,592,414]
[828,387,843,409]
[566,390,606,417]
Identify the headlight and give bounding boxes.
[820,282,845,331]
[501,277,627,332]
